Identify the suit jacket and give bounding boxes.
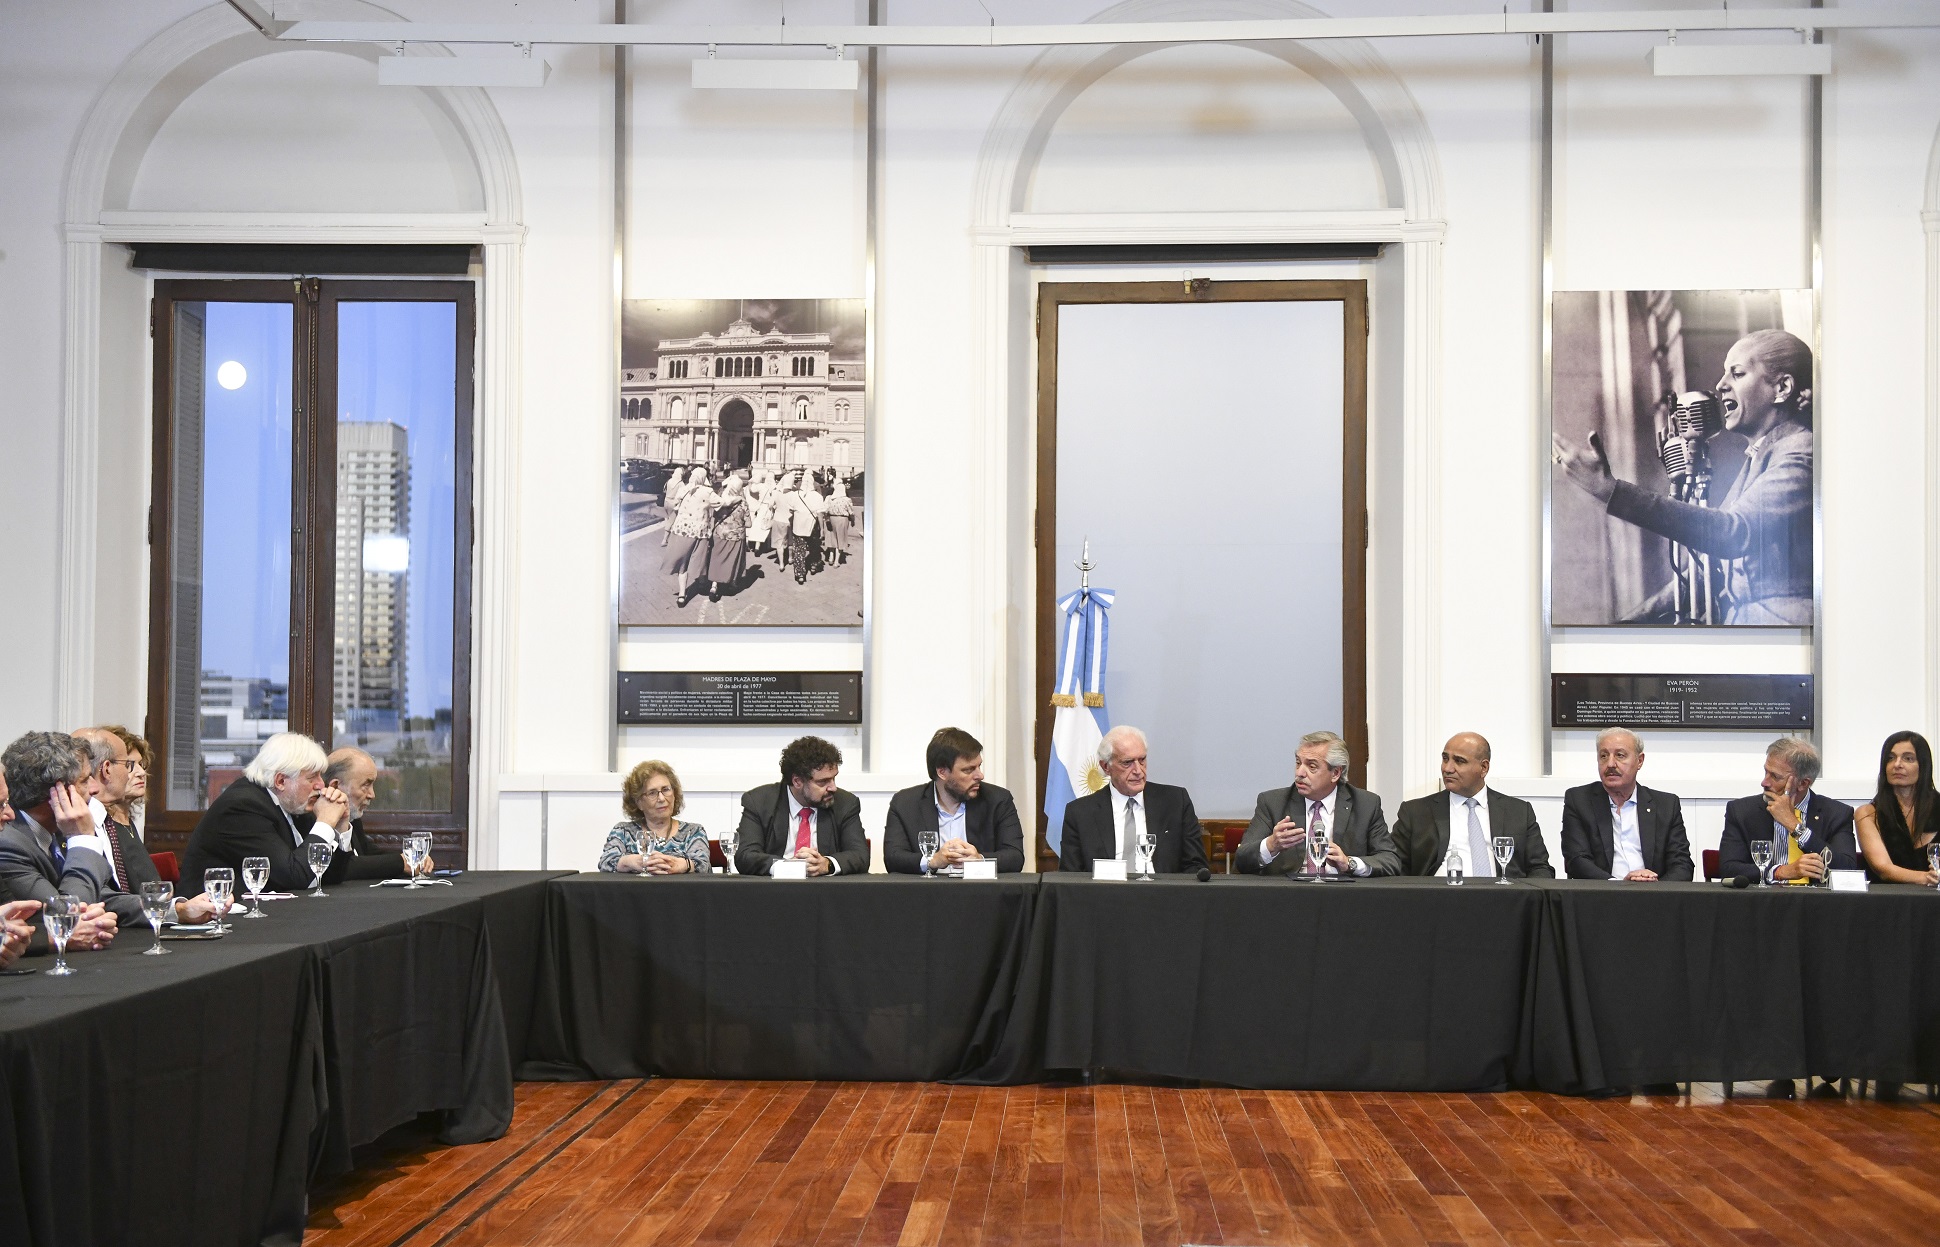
[293,814,409,882]
[1718,791,1857,884]
[1390,788,1555,878]
[883,781,1025,874]
[0,867,51,955]
[0,815,145,924]
[1057,783,1209,875]
[1234,781,1400,876]
[101,817,161,891]
[734,782,870,876]
[1559,783,1694,881]
[180,777,351,894]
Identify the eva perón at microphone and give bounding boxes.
[1553,328,1814,626]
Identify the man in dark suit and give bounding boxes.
[0,731,152,940]
[884,727,1024,874]
[74,727,165,893]
[1057,726,1209,875]
[1561,728,1694,882]
[1236,730,1398,876]
[735,735,870,876]
[180,732,354,893]
[308,747,418,882]
[1719,736,1855,887]
[0,775,44,966]
[1392,732,1554,878]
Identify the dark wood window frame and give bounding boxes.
[144,277,476,861]
[1033,279,1370,870]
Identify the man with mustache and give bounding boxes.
[734,735,870,876]
[1560,727,1694,881]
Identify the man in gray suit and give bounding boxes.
[1236,731,1398,876]
[0,732,214,931]
[1391,732,1554,878]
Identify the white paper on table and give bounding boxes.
[962,860,998,881]
[1092,860,1128,882]
[1828,870,1869,893]
[771,860,810,880]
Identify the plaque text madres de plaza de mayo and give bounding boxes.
[619,672,863,725]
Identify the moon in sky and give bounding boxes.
[216,360,247,390]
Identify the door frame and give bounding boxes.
[1033,278,1370,869]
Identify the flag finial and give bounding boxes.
[1076,538,1095,591]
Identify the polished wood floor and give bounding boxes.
[306,1081,1940,1246]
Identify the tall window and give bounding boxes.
[795,397,811,421]
[147,279,475,859]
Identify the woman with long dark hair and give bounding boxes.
[1854,730,1940,886]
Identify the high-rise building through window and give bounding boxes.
[334,420,410,731]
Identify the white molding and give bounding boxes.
[968,0,1446,804]
[58,2,525,866]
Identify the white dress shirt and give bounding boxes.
[1771,790,1815,862]
[774,789,841,875]
[1450,788,1494,877]
[1109,786,1147,865]
[1609,791,1645,879]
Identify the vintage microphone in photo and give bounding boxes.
[1656,391,1725,624]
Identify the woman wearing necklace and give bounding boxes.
[599,760,711,874]
[1855,731,1940,886]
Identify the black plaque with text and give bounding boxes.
[1552,674,1813,730]
[618,671,863,725]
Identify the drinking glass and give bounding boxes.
[720,827,738,875]
[1446,847,1466,886]
[1136,829,1156,880]
[204,867,235,931]
[1493,836,1515,883]
[241,855,270,918]
[399,834,428,887]
[140,880,174,955]
[919,829,941,876]
[1928,843,1940,889]
[1307,825,1331,877]
[308,839,334,897]
[42,893,79,976]
[1750,838,1775,888]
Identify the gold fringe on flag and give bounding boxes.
[1082,693,1104,707]
[1049,693,1077,708]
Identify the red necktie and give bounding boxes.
[104,821,131,891]
[793,808,813,856]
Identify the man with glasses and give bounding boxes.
[1057,726,1209,875]
[73,727,166,893]
[1719,737,1855,886]
[307,747,427,882]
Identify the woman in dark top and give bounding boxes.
[1855,731,1940,886]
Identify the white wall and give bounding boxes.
[1,0,1936,876]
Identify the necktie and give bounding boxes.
[1783,820,1804,885]
[50,837,66,875]
[1467,797,1494,878]
[103,822,131,891]
[1122,797,1138,865]
[1308,801,1326,874]
[792,808,813,857]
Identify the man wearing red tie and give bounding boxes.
[733,736,871,876]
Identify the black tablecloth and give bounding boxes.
[0,870,563,1247]
[522,873,1038,1082]
[1527,879,1940,1093]
[958,873,1548,1089]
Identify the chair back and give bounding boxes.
[1702,848,1720,882]
[708,839,727,868]
[150,850,180,883]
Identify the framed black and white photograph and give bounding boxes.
[618,298,865,627]
[1550,288,1815,627]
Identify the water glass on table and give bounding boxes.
[719,828,738,874]
[140,880,174,955]
[1307,825,1331,878]
[401,834,430,887]
[1750,838,1775,888]
[1135,829,1157,880]
[1492,836,1515,883]
[308,839,334,897]
[41,893,80,976]
[919,829,940,876]
[204,868,235,931]
[241,856,270,918]
[1929,842,1940,889]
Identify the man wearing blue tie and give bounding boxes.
[1391,732,1554,878]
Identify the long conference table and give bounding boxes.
[8,870,1940,1246]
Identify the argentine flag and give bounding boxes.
[1043,586,1114,856]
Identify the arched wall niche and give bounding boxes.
[59,2,525,864]
[967,0,1448,803]
[1028,41,1390,215]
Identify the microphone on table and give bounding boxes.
[1721,873,1752,889]
[1196,867,1212,882]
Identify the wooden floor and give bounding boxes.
[306,1080,1940,1247]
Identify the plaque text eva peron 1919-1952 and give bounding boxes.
[1551,674,1813,730]
[618,672,863,725]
